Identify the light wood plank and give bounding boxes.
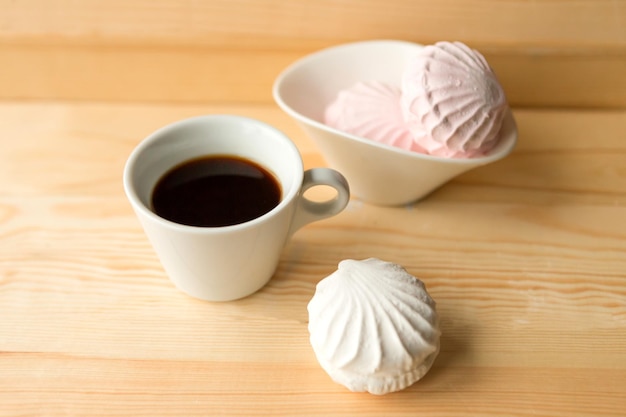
[2,0,625,49]
[1,0,625,106]
[2,43,626,107]
[1,102,625,416]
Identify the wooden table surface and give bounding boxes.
[2,1,626,416]
[2,101,625,416]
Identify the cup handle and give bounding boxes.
[288,168,350,237]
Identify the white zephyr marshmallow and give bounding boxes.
[307,258,441,395]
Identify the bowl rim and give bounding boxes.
[272,39,518,166]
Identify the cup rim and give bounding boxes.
[272,39,518,166]
[123,114,304,234]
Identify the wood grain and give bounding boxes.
[1,101,626,416]
[1,0,626,106]
[1,2,626,415]
[2,0,625,48]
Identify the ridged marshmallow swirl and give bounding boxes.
[401,41,508,158]
[324,81,425,153]
[307,258,440,395]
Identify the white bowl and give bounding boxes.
[273,40,518,206]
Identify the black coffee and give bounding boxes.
[151,155,282,227]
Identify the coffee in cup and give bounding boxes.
[151,155,282,227]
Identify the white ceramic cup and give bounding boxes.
[123,115,350,301]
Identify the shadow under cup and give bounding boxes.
[123,115,314,301]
